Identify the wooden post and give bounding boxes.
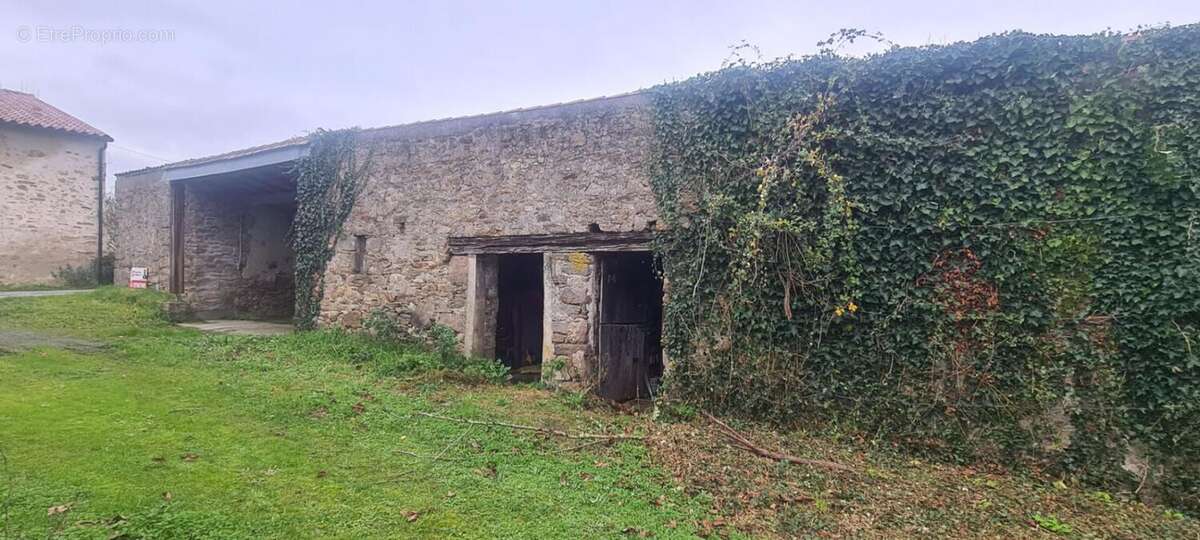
[169,182,185,294]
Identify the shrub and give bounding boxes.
[52,254,115,287]
[359,309,509,383]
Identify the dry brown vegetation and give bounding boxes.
[647,416,1198,539]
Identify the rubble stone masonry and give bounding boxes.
[541,252,597,384]
[0,125,103,284]
[320,94,659,380]
[113,168,170,290]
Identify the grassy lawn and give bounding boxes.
[0,290,706,539]
[0,289,1197,539]
[0,283,89,292]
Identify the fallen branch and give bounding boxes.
[376,425,476,485]
[563,438,619,453]
[415,411,644,441]
[703,412,854,473]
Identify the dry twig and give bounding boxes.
[702,412,854,473]
[377,425,476,484]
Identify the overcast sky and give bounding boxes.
[2,0,1198,188]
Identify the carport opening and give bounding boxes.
[495,254,544,380]
[597,252,664,402]
[181,163,297,321]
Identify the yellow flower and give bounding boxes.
[755,167,766,177]
[834,307,845,317]
[847,301,858,313]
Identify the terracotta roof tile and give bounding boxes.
[0,89,111,140]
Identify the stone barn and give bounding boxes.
[0,89,111,285]
[115,93,665,399]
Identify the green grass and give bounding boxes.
[1,289,1197,539]
[0,289,709,539]
[0,283,87,292]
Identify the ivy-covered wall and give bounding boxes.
[650,26,1199,510]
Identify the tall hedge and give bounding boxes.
[651,26,1200,509]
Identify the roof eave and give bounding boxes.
[0,119,112,142]
[163,144,308,182]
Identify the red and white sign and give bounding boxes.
[129,267,148,289]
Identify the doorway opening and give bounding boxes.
[178,163,297,320]
[597,252,664,401]
[495,254,544,381]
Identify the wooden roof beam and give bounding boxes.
[448,231,654,255]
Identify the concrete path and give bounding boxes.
[179,320,294,336]
[0,289,90,299]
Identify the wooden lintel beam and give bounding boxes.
[448,231,654,255]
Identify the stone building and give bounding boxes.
[0,89,111,285]
[115,93,664,399]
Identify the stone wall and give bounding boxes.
[113,169,170,290]
[180,185,242,317]
[0,125,104,285]
[542,252,597,384]
[233,203,295,318]
[318,93,659,383]
[177,184,294,319]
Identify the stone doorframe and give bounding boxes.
[464,254,499,360]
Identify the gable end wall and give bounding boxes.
[0,125,103,284]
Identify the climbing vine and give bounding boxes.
[290,128,372,330]
[651,26,1200,510]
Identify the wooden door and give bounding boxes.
[597,253,662,401]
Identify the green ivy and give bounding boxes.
[290,128,372,330]
[650,26,1200,510]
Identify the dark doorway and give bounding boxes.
[496,254,544,380]
[597,252,664,401]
